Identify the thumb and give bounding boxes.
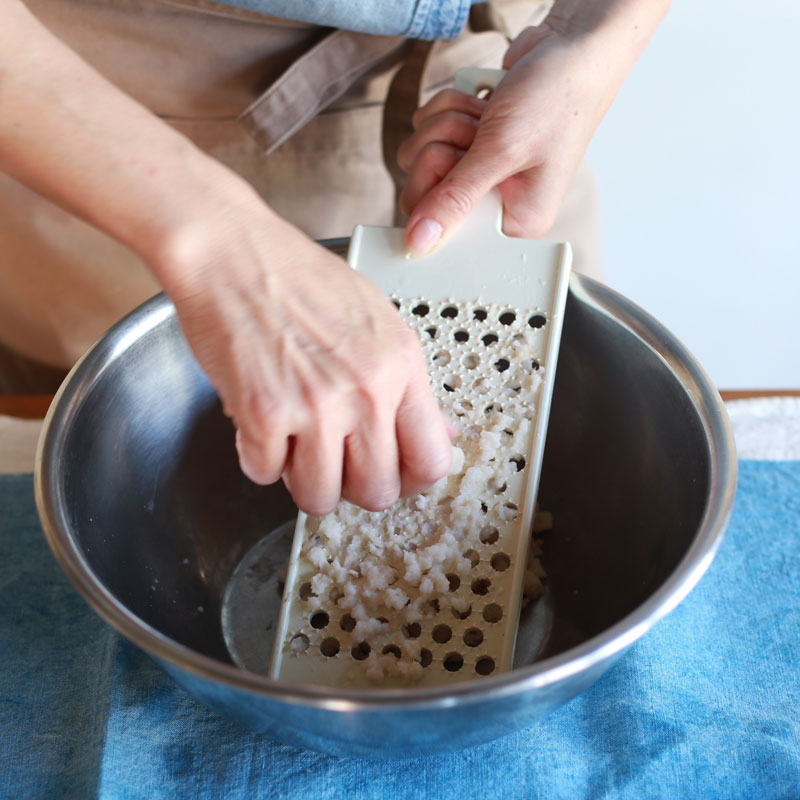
[404,145,507,256]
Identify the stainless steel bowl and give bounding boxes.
[35,269,737,758]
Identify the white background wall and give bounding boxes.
[586,1,799,389]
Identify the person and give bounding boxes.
[0,0,669,514]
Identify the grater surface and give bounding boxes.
[269,70,571,689]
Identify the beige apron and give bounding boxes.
[0,0,599,381]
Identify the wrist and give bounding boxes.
[542,0,670,56]
[139,163,283,299]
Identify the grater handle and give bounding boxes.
[453,67,507,97]
[449,67,509,238]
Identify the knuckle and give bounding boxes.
[419,141,459,176]
[437,179,477,218]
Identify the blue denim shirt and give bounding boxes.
[214,0,474,40]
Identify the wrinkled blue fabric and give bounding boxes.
[1,462,799,799]
[211,0,473,40]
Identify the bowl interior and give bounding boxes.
[53,279,711,676]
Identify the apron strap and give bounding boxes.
[238,28,407,155]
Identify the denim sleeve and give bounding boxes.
[212,0,475,40]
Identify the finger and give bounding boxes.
[404,140,509,255]
[284,421,345,517]
[396,373,453,498]
[235,424,290,486]
[397,111,479,173]
[411,89,487,130]
[341,410,401,512]
[499,158,570,239]
[399,141,462,217]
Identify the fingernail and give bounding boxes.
[408,217,443,256]
[235,429,263,484]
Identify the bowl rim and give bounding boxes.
[34,275,738,711]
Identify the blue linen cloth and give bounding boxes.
[212,0,473,40]
[1,461,799,799]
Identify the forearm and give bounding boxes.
[538,0,671,72]
[0,0,275,289]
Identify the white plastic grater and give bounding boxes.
[269,68,571,689]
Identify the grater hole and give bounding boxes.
[289,634,309,653]
[453,330,469,343]
[402,622,422,639]
[452,604,472,620]
[443,375,462,392]
[392,299,401,310]
[483,604,503,623]
[475,656,496,675]
[461,353,479,370]
[419,648,433,668]
[484,403,502,415]
[491,553,511,572]
[309,611,329,629]
[490,479,507,495]
[499,502,519,521]
[432,624,452,644]
[351,642,371,661]
[298,582,314,601]
[382,644,402,658]
[422,598,441,616]
[499,311,516,326]
[473,308,488,321]
[340,614,356,632]
[464,549,480,567]
[481,333,499,347]
[412,303,430,316]
[440,305,458,319]
[443,652,464,672]
[453,399,473,417]
[471,577,491,596]
[472,377,491,395]
[425,327,438,339]
[479,526,499,545]
[328,586,344,603]
[432,350,451,367]
[494,358,510,373]
[510,455,526,472]
[320,637,340,657]
[446,573,461,591]
[528,314,547,329]
[463,628,484,647]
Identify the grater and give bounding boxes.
[269,69,571,689]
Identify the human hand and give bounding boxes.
[399,0,669,253]
[0,0,452,516]
[162,204,453,516]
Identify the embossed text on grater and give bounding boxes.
[270,194,571,688]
